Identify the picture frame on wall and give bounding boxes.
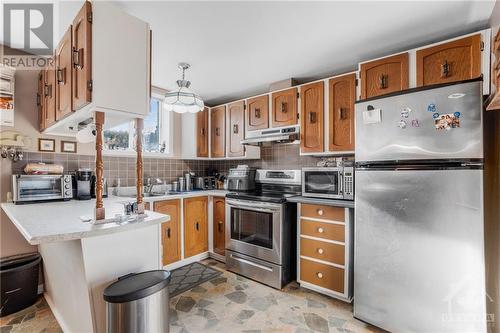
[38,138,55,152]
[61,141,77,153]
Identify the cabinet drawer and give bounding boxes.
[300,237,344,265]
[301,204,344,222]
[300,219,345,242]
[300,258,344,293]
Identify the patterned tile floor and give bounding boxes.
[0,259,383,333]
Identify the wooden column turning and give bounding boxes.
[135,118,145,214]
[95,111,105,220]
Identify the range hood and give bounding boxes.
[241,125,300,145]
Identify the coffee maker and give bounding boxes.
[76,169,92,200]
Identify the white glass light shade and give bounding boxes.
[163,87,204,114]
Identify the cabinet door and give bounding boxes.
[360,53,409,99]
[211,106,226,157]
[184,196,208,258]
[44,64,57,128]
[416,34,481,87]
[272,88,298,127]
[329,73,356,152]
[196,107,209,157]
[213,197,225,256]
[300,81,324,153]
[72,1,92,110]
[38,71,45,131]
[55,26,73,121]
[154,199,181,265]
[246,95,269,131]
[228,101,245,157]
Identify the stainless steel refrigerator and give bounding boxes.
[354,79,487,333]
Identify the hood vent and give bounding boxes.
[241,125,300,146]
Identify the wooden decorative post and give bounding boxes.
[95,111,105,220]
[135,118,145,214]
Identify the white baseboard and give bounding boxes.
[163,252,209,271]
[44,292,72,333]
[208,252,225,263]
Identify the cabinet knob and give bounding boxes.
[378,74,388,89]
[317,227,324,233]
[317,209,324,216]
[255,108,261,118]
[166,227,171,239]
[441,60,451,78]
[280,102,287,113]
[233,124,239,134]
[218,221,223,232]
[316,272,323,279]
[317,248,324,254]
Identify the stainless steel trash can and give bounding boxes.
[103,270,171,333]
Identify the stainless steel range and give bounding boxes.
[225,169,301,289]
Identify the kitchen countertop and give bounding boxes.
[287,196,355,208]
[1,190,229,245]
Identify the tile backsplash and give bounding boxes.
[12,143,329,187]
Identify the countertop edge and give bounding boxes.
[286,196,355,208]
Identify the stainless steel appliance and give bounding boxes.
[302,166,354,200]
[227,166,256,191]
[90,176,108,198]
[354,79,487,332]
[225,169,301,289]
[241,125,300,145]
[203,176,216,190]
[184,172,193,191]
[194,177,205,190]
[12,174,73,204]
[76,169,92,200]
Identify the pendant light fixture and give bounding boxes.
[163,62,204,113]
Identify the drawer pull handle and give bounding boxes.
[317,209,324,216]
[317,272,323,279]
[218,221,223,232]
[317,248,324,254]
[317,227,324,233]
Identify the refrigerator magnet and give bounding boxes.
[435,113,460,130]
[427,104,436,112]
[363,108,382,124]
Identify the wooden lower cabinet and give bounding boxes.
[154,199,181,266]
[300,237,345,265]
[301,203,345,221]
[300,258,344,294]
[212,197,226,256]
[300,219,345,243]
[184,196,208,258]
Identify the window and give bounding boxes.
[104,96,171,154]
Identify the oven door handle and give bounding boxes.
[229,254,274,272]
[226,199,281,213]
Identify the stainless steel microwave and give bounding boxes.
[302,167,354,200]
[12,174,73,204]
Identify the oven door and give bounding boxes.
[225,198,282,265]
[14,175,64,202]
[302,168,343,199]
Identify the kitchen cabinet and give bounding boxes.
[246,95,269,131]
[300,81,324,153]
[184,196,208,258]
[329,74,356,152]
[71,1,92,110]
[416,34,482,87]
[155,199,181,266]
[227,101,245,157]
[38,64,57,131]
[55,26,73,121]
[211,106,226,157]
[360,53,409,99]
[300,258,344,294]
[271,88,298,127]
[212,197,226,256]
[196,107,209,157]
[37,71,45,131]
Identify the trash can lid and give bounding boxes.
[103,270,171,303]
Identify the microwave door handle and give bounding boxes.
[339,173,343,194]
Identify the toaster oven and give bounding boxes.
[12,174,73,204]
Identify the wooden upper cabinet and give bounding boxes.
[44,64,57,129]
[196,107,209,157]
[213,197,226,256]
[360,53,409,99]
[72,1,92,110]
[184,196,208,258]
[55,26,73,121]
[211,106,226,157]
[227,101,245,157]
[329,74,356,152]
[38,71,45,131]
[416,34,482,87]
[246,95,269,131]
[300,81,324,153]
[272,88,298,127]
[154,199,181,266]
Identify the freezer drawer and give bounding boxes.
[354,168,486,332]
[355,80,483,162]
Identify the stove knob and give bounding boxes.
[317,209,324,216]
[64,177,70,183]
[316,272,323,279]
[65,190,72,196]
[317,248,324,255]
[65,184,71,189]
[317,227,324,234]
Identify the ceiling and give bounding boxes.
[68,1,495,106]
